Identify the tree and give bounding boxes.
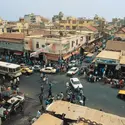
[58,11,64,21]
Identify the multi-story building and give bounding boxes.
[115,27,125,40]
[24,13,41,24]
[0,33,25,55]
[25,33,86,61]
[59,16,94,30]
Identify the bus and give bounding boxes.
[0,61,22,78]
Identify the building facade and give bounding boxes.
[26,34,86,61]
[24,13,41,24]
[0,33,25,54]
[59,17,94,30]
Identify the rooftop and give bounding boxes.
[96,50,120,60]
[106,40,125,52]
[0,61,20,69]
[120,56,125,65]
[85,26,98,32]
[0,33,25,40]
[32,113,63,125]
[47,101,125,125]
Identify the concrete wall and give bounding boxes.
[31,35,86,54]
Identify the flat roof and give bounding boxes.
[96,50,120,60]
[47,101,125,125]
[32,113,63,125]
[0,61,20,69]
[120,56,125,65]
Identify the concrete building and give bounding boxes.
[24,13,41,24]
[26,33,86,61]
[0,33,25,54]
[115,27,125,40]
[59,16,94,30]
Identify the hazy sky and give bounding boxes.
[0,0,125,21]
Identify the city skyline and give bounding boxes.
[0,0,125,21]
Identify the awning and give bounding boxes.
[63,54,72,60]
[14,52,23,55]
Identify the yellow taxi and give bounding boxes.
[117,90,125,100]
[21,67,33,75]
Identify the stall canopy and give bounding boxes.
[47,101,125,125]
[96,50,120,60]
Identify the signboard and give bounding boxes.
[63,43,70,50]
[96,58,118,65]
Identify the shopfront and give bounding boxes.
[95,58,120,78]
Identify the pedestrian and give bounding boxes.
[48,89,52,98]
[40,85,44,94]
[79,89,84,97]
[49,82,52,90]
[16,77,20,85]
[77,86,80,92]
[60,92,64,100]
[40,73,43,80]
[36,110,41,118]
[16,86,20,94]
[2,76,5,84]
[46,77,49,84]
[45,99,50,106]
[10,80,13,88]
[13,78,17,85]
[39,93,43,105]
[67,94,70,102]
[41,105,46,113]
[83,95,86,106]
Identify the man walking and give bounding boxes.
[83,95,86,106]
[39,93,43,105]
[48,89,52,98]
[40,84,44,94]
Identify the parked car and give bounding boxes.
[70,78,83,89]
[32,65,41,72]
[21,67,33,74]
[68,60,78,67]
[67,67,79,76]
[3,95,25,114]
[40,67,56,73]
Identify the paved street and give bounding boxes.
[19,72,125,117]
[3,72,125,125]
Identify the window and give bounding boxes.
[76,39,78,45]
[16,67,20,71]
[80,37,83,41]
[36,42,39,48]
[0,66,8,72]
[9,68,15,73]
[72,20,76,24]
[42,45,45,48]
